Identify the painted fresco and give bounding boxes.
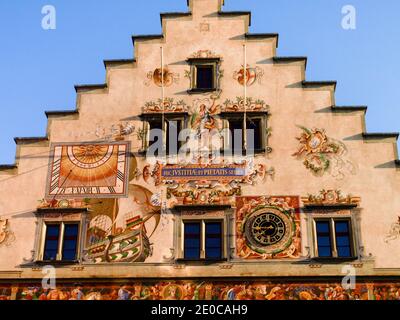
[302,189,360,206]
[145,67,179,87]
[293,126,357,180]
[143,98,188,114]
[0,218,15,247]
[236,196,301,259]
[46,142,131,199]
[83,186,161,263]
[233,65,264,86]
[385,216,400,243]
[9,281,400,300]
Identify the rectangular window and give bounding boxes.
[183,220,223,261]
[205,222,222,260]
[335,220,352,258]
[42,223,79,262]
[226,115,266,154]
[316,221,332,258]
[43,224,61,261]
[246,118,262,151]
[187,58,219,92]
[146,117,184,156]
[314,219,354,259]
[184,222,201,260]
[196,65,214,89]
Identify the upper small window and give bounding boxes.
[187,58,219,93]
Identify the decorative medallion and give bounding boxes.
[293,126,356,180]
[46,142,130,199]
[145,67,179,87]
[236,196,301,259]
[233,65,264,86]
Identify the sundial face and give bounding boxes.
[46,142,130,199]
[244,207,293,254]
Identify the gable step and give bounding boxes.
[273,56,307,68]
[14,137,49,145]
[246,33,279,47]
[45,110,79,118]
[132,34,163,46]
[74,84,107,93]
[160,12,191,24]
[218,11,252,26]
[332,105,367,113]
[362,133,399,140]
[302,80,337,91]
[103,59,136,68]
[0,164,17,170]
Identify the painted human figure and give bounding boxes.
[117,285,131,300]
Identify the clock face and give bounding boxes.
[250,212,286,246]
[244,207,293,254]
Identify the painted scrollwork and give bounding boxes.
[385,216,400,243]
[0,219,15,247]
[293,126,357,180]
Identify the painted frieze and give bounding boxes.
[10,281,400,300]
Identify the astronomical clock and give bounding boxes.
[243,207,294,255]
[236,196,301,259]
[46,142,130,199]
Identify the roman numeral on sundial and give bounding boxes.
[117,170,125,182]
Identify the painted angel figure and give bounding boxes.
[384,217,400,243]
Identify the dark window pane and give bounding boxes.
[316,221,330,233]
[317,236,331,246]
[316,221,332,258]
[166,120,181,155]
[318,247,332,258]
[246,119,262,150]
[196,65,214,89]
[335,221,349,233]
[337,247,351,258]
[43,224,60,261]
[228,119,243,153]
[336,236,350,246]
[335,221,352,258]
[184,223,201,260]
[149,119,163,156]
[62,224,79,261]
[205,222,222,260]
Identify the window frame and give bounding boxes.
[312,216,358,261]
[32,209,87,265]
[175,210,230,262]
[221,112,268,155]
[187,58,220,93]
[40,221,81,262]
[141,113,187,156]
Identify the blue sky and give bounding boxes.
[0,0,399,164]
